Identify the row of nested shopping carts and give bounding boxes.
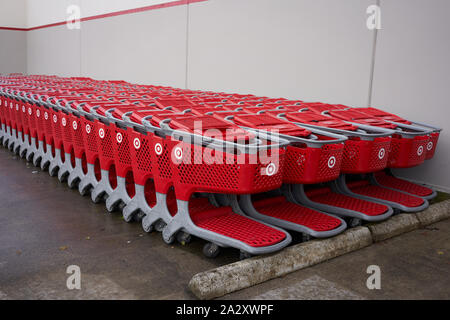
[0,74,442,259]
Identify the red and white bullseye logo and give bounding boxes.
[133,138,141,150]
[62,118,67,127]
[99,128,105,139]
[174,147,183,160]
[72,121,77,130]
[154,143,162,155]
[85,124,91,134]
[427,141,433,151]
[265,163,277,176]
[116,132,123,143]
[378,148,386,160]
[44,112,48,120]
[417,146,424,156]
[328,156,336,169]
[53,115,57,123]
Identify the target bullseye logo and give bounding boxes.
[99,128,105,139]
[417,145,424,156]
[53,115,57,123]
[116,132,123,143]
[328,156,336,169]
[133,138,141,150]
[378,148,386,160]
[44,112,48,120]
[174,147,183,160]
[265,163,277,176]
[154,143,162,155]
[427,141,433,151]
[62,118,67,127]
[85,124,91,134]
[72,121,77,130]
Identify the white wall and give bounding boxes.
[26,26,80,76]
[0,30,27,74]
[80,4,187,87]
[1,0,449,190]
[188,0,374,106]
[0,0,27,74]
[372,0,450,192]
[26,0,181,28]
[0,0,27,28]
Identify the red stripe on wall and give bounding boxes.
[0,0,207,31]
[0,26,28,31]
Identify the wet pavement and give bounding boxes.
[0,147,234,299]
[222,218,450,300]
[0,146,449,300]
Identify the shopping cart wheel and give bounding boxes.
[79,187,91,197]
[176,232,192,245]
[302,234,312,243]
[41,162,49,171]
[134,211,145,222]
[33,156,41,167]
[162,233,175,245]
[49,167,58,177]
[348,218,362,228]
[92,193,103,204]
[141,217,154,233]
[106,203,117,213]
[203,243,220,258]
[155,220,166,232]
[239,251,252,261]
[123,211,133,223]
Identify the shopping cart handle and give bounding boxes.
[140,118,166,135]
[292,121,394,140]
[348,121,429,138]
[385,120,435,135]
[408,121,442,133]
[239,125,345,148]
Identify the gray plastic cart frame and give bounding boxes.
[292,183,394,222]
[369,171,437,200]
[149,117,293,255]
[237,191,348,238]
[336,174,429,213]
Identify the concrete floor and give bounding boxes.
[222,219,450,300]
[0,147,234,299]
[0,147,449,300]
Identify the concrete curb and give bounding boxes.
[189,226,372,300]
[188,199,450,300]
[415,199,450,227]
[367,213,420,243]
